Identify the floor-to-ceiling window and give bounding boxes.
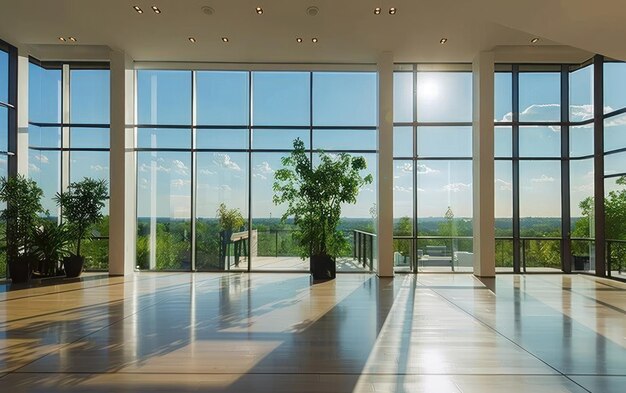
[392,64,473,272]
[135,68,377,272]
[603,60,626,279]
[28,60,110,270]
[0,41,15,278]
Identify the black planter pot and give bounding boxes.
[63,255,85,278]
[9,257,32,283]
[310,254,336,280]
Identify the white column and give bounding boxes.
[16,52,29,175]
[377,52,394,277]
[472,52,496,277]
[109,50,136,276]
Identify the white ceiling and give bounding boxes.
[0,0,616,64]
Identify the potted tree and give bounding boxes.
[273,138,373,280]
[0,175,46,283]
[31,221,73,277]
[55,178,108,278]
[216,203,245,269]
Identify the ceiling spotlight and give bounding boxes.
[255,7,263,14]
[69,37,77,42]
[440,38,448,44]
[58,37,66,42]
[133,5,143,14]
[312,37,318,43]
[389,7,397,15]
[188,37,197,43]
[374,7,381,15]
[221,37,229,43]
[306,6,319,16]
[296,37,303,43]
[530,37,540,44]
[201,6,214,15]
[151,6,161,14]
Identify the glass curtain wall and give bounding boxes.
[135,69,377,272]
[0,42,15,278]
[392,64,473,273]
[28,60,110,270]
[603,61,626,279]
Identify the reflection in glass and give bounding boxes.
[136,152,191,270]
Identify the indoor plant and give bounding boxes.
[216,203,245,269]
[31,221,73,277]
[0,175,46,283]
[55,178,108,278]
[273,138,373,280]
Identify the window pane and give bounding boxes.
[252,72,310,126]
[253,129,309,150]
[393,126,412,157]
[137,70,191,125]
[519,72,560,122]
[28,149,60,216]
[604,62,626,114]
[0,49,7,104]
[137,128,191,149]
[494,72,512,122]
[136,152,191,270]
[70,127,109,149]
[519,161,561,236]
[604,113,626,152]
[495,126,512,158]
[393,160,413,235]
[495,161,513,236]
[70,150,110,215]
[416,72,472,122]
[519,126,561,157]
[416,160,473,236]
[417,126,471,157]
[570,125,593,157]
[570,159,593,236]
[313,129,376,151]
[197,129,248,150]
[196,71,249,126]
[70,69,110,124]
[28,125,61,148]
[605,152,626,176]
[394,72,413,122]
[29,63,61,123]
[313,72,376,126]
[196,152,248,271]
[604,175,626,241]
[0,106,7,152]
[569,65,593,122]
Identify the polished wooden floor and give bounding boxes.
[0,273,625,392]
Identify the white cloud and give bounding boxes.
[495,178,512,191]
[213,153,241,172]
[171,178,191,189]
[138,162,171,173]
[393,185,413,193]
[172,159,189,175]
[28,163,41,173]
[198,169,216,176]
[90,165,109,172]
[574,183,594,192]
[415,163,439,175]
[443,182,471,192]
[531,174,555,183]
[253,161,274,180]
[32,154,49,164]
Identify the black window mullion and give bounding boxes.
[561,65,572,273]
[512,65,521,273]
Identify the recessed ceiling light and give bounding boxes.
[201,6,214,15]
[374,7,381,15]
[530,37,540,44]
[440,38,448,44]
[221,37,229,42]
[133,5,143,14]
[312,37,318,43]
[296,37,303,43]
[58,37,66,42]
[188,37,197,43]
[151,6,161,14]
[306,6,319,16]
[389,7,397,15]
[255,7,263,14]
[69,37,77,42]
